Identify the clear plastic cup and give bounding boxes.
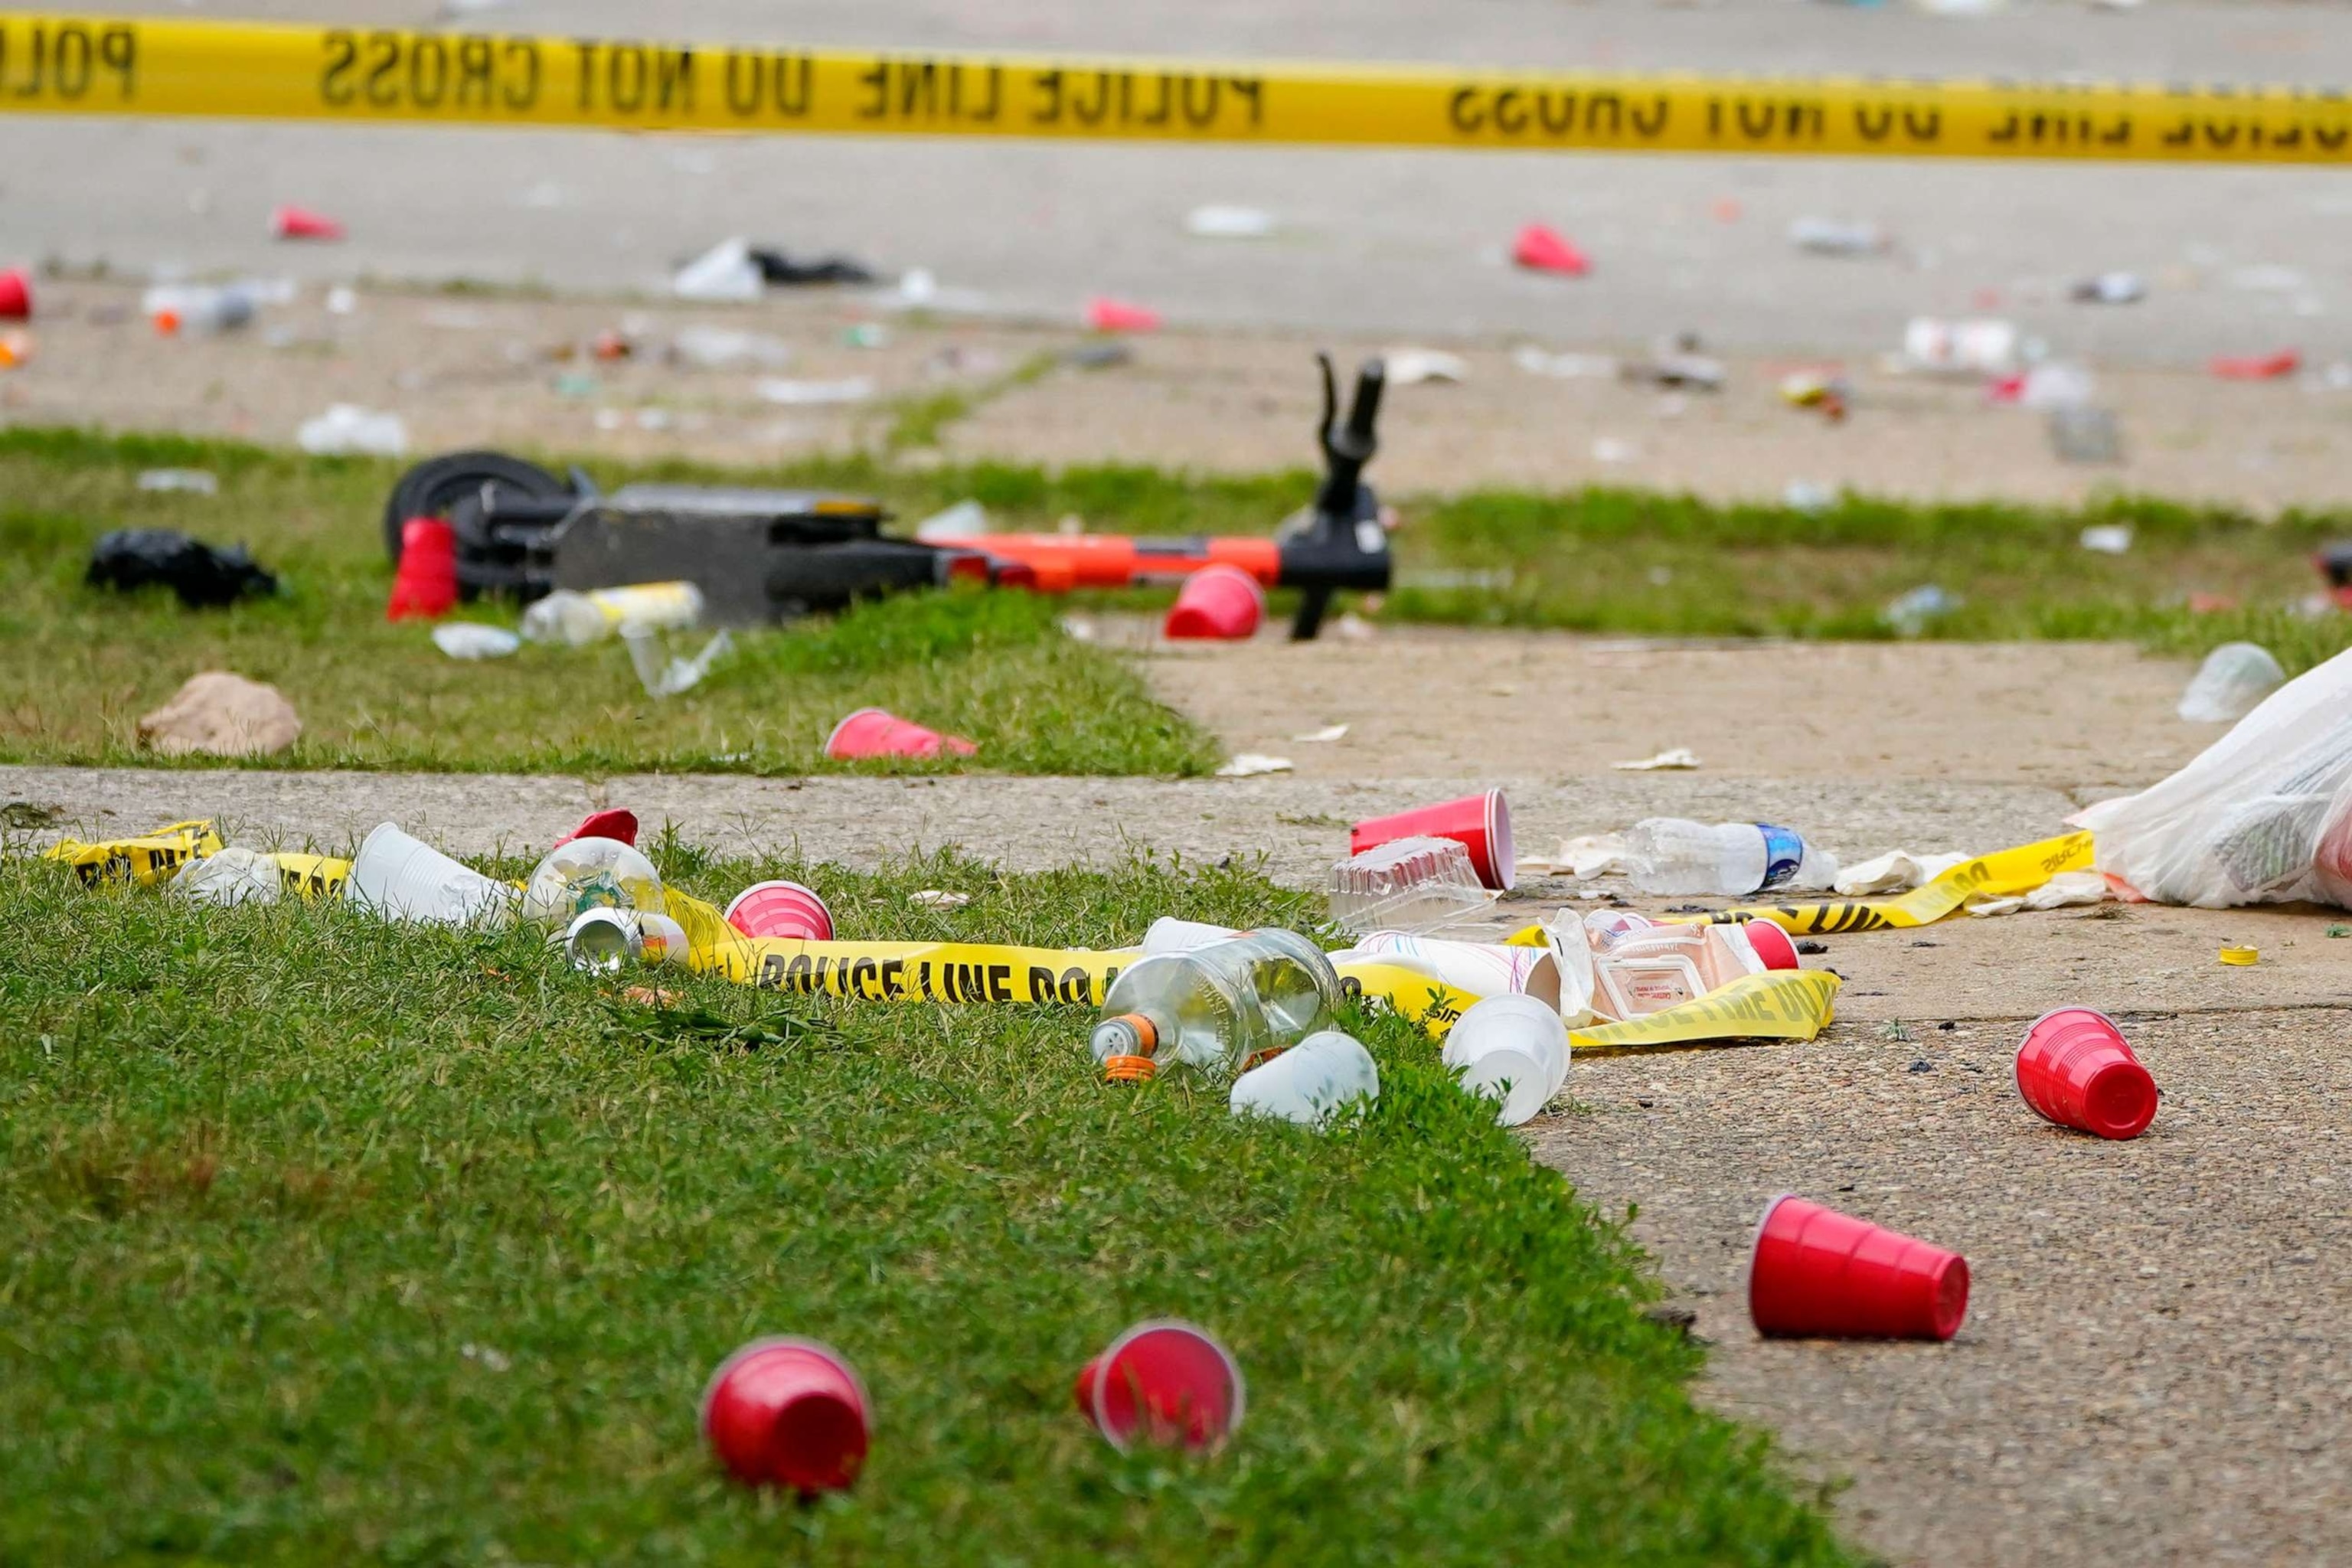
[1441,993,1569,1126]
[1229,1031,1380,1127]
[345,822,515,929]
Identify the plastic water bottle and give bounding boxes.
[1621,818,1840,897]
[1229,1031,1379,1126]
[1090,929,1339,1082]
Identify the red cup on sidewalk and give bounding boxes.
[724,880,835,941]
[1073,1320,1245,1452]
[701,1336,870,1492]
[272,204,346,241]
[386,518,457,621]
[1749,1195,1969,1341]
[1511,223,1591,276]
[1740,919,1801,972]
[0,268,31,322]
[2014,1008,2158,1141]
[825,707,978,761]
[1350,789,1514,891]
[1086,296,1161,333]
[1163,564,1266,642]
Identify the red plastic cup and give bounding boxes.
[1085,296,1161,333]
[1073,1320,1245,1452]
[1163,564,1266,641]
[553,808,639,851]
[1749,1195,1969,1341]
[1512,223,1591,276]
[724,879,835,941]
[0,268,30,322]
[701,1336,870,1492]
[272,204,346,241]
[1349,789,1514,891]
[2210,349,2299,381]
[2014,1008,2158,1141]
[386,518,457,621]
[824,707,978,761]
[1741,919,1800,972]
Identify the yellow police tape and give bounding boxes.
[44,818,221,887]
[3,14,2349,164]
[41,821,1839,1050]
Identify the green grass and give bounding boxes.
[6,424,2343,776]
[0,429,1216,776]
[0,844,1854,1566]
[1391,485,2352,673]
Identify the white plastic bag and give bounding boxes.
[2070,645,2352,908]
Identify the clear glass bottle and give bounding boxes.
[1089,929,1339,1082]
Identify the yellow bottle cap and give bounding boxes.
[2219,944,2259,966]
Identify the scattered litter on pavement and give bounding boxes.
[1383,348,1468,385]
[137,671,301,758]
[1778,371,1849,420]
[2070,271,2146,304]
[755,376,874,406]
[2079,523,2135,554]
[1788,217,1889,256]
[1185,204,1276,238]
[669,325,794,370]
[1511,346,1617,379]
[750,247,877,286]
[2073,642,2352,906]
[1329,838,1493,935]
[0,267,29,320]
[1750,1196,1968,1341]
[2015,1009,2158,1138]
[672,238,763,302]
[2176,641,2285,721]
[1620,345,1725,390]
[1512,224,1590,276]
[1517,834,1626,880]
[1292,724,1349,743]
[909,889,972,910]
[87,528,276,606]
[2211,350,2300,381]
[1993,361,2095,410]
[1214,753,1292,778]
[145,282,258,336]
[1903,316,2017,374]
[1622,817,1838,896]
[1353,790,1511,890]
[1614,748,1701,771]
[1833,848,1969,896]
[431,623,521,660]
[297,403,407,456]
[1086,297,1161,333]
[2219,942,2259,965]
[1964,871,2110,916]
[270,204,345,241]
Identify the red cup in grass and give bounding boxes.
[724,880,835,942]
[825,707,978,761]
[1073,1320,1245,1452]
[1349,789,1514,890]
[1163,564,1266,641]
[1749,1195,1969,1341]
[2014,1008,2158,1141]
[385,518,456,621]
[701,1337,869,1493]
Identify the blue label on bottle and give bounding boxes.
[1754,824,1805,891]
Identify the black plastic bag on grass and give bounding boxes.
[86,529,278,608]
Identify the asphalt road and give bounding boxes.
[4,0,2352,364]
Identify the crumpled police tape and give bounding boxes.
[42,819,351,897]
[2,14,2350,165]
[673,887,1838,1047]
[44,819,221,887]
[1504,831,2093,942]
